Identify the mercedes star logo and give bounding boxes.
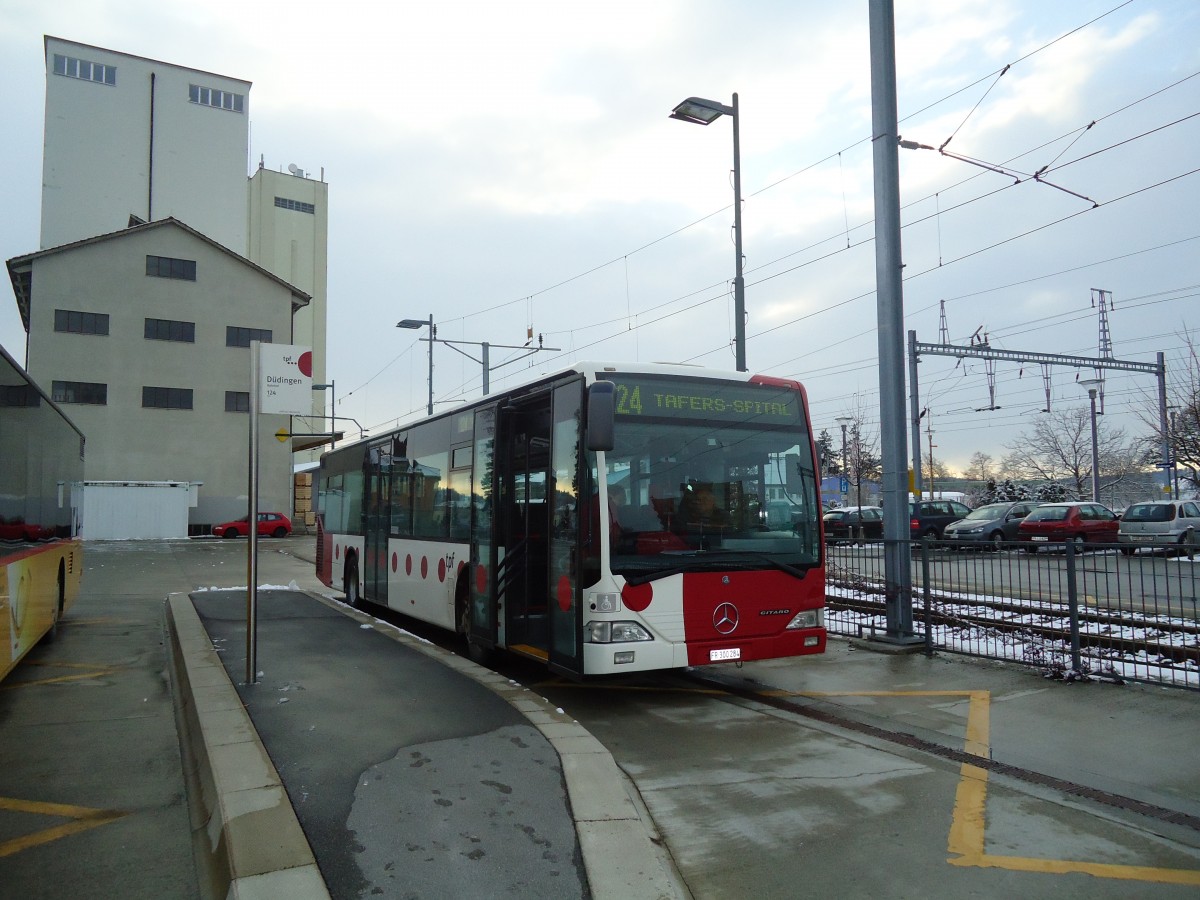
[713,602,739,635]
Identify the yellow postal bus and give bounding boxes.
[0,345,84,681]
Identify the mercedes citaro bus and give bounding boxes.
[315,362,826,677]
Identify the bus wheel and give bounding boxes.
[457,582,493,667]
[343,557,360,608]
[466,636,493,667]
[46,563,65,642]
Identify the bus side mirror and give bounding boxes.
[586,382,615,452]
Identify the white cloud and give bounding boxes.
[1,0,1196,471]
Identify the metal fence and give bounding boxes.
[824,537,1200,690]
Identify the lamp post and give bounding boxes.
[1079,378,1102,503]
[836,416,855,541]
[835,416,852,506]
[670,94,746,372]
[1169,408,1180,499]
[312,381,335,448]
[396,315,434,416]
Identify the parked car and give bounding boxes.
[212,512,293,539]
[1016,502,1119,551]
[1118,500,1200,554]
[909,499,972,540]
[942,501,1039,548]
[823,506,883,544]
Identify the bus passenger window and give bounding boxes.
[412,450,449,538]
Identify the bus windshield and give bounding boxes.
[602,413,820,580]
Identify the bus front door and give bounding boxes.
[497,396,552,661]
[546,379,584,677]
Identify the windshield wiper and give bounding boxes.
[617,550,812,585]
[697,550,810,580]
[621,566,689,587]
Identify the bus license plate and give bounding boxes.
[710,648,741,661]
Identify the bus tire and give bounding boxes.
[46,561,65,643]
[343,555,360,609]
[457,576,493,667]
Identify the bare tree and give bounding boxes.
[1133,328,1200,494]
[1002,408,1139,500]
[833,399,881,507]
[920,454,955,481]
[967,451,995,483]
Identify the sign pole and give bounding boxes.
[247,341,260,685]
[247,342,312,685]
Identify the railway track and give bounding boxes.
[827,580,1200,667]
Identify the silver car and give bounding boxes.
[1118,500,1200,554]
[943,501,1039,548]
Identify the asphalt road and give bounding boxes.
[0,541,201,899]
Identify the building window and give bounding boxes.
[54,309,110,335]
[274,196,316,215]
[52,381,107,405]
[144,318,196,342]
[188,84,244,113]
[146,255,197,281]
[225,391,250,412]
[142,386,193,410]
[53,54,116,85]
[226,326,273,348]
[0,385,41,407]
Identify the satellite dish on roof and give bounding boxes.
[287,163,302,176]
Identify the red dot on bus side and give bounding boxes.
[438,558,447,582]
[421,557,428,579]
[475,563,487,594]
[458,561,466,575]
[556,575,572,612]
[622,582,653,612]
[405,554,412,575]
[391,552,398,573]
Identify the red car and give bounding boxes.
[212,512,293,539]
[1016,502,1119,551]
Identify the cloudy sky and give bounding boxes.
[1,0,1197,475]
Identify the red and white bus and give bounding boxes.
[315,362,825,677]
[1,345,84,682]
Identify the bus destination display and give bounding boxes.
[605,375,801,425]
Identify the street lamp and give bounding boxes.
[396,315,434,416]
[835,416,852,506]
[312,381,335,448]
[836,415,857,540]
[1079,378,1102,503]
[670,94,746,372]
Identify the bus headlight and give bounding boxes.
[586,620,653,643]
[786,609,824,630]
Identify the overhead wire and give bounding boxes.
[356,1,1191,428]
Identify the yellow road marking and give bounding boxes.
[0,797,129,858]
[553,681,1200,885]
[790,690,1200,883]
[1,662,121,690]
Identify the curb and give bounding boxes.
[166,592,330,900]
[305,590,685,900]
[168,575,682,900]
